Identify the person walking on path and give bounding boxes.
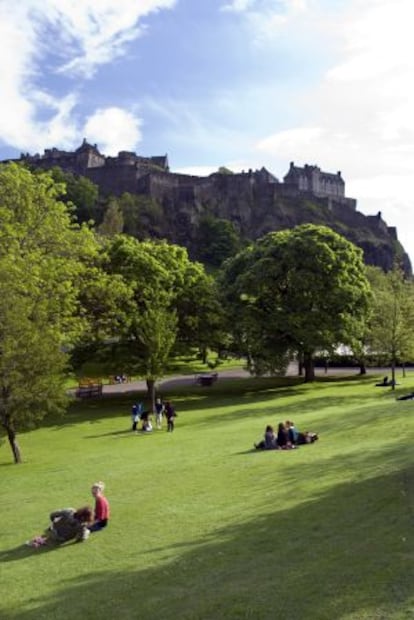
[164,401,177,432]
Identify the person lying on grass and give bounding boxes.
[396,392,414,401]
[26,506,93,547]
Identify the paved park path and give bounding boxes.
[99,363,405,396]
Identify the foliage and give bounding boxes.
[48,166,99,223]
[219,224,371,381]
[0,163,98,462]
[365,264,414,385]
[194,214,242,267]
[116,192,164,239]
[97,198,124,236]
[103,235,221,406]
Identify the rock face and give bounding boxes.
[13,141,411,273]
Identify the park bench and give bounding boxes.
[76,378,103,398]
[195,372,218,387]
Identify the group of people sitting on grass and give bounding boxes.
[26,481,110,548]
[254,421,318,451]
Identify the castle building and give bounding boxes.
[12,141,360,213]
[283,162,345,198]
[18,139,169,177]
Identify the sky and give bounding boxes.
[0,0,413,264]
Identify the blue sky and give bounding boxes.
[1,0,413,263]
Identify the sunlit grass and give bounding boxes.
[1,373,413,619]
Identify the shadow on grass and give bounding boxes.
[196,391,383,429]
[0,539,83,563]
[14,374,403,455]
[2,460,413,620]
[32,375,391,437]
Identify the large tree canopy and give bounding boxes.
[219,224,371,381]
[104,235,220,407]
[0,163,98,462]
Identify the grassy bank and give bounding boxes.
[0,374,413,619]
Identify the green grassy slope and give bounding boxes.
[0,374,413,620]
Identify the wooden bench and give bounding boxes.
[195,372,218,387]
[76,378,103,398]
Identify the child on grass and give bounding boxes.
[89,481,110,532]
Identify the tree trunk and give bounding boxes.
[298,352,304,376]
[200,346,208,365]
[391,359,396,391]
[303,351,315,382]
[359,362,367,375]
[4,417,22,463]
[146,378,156,412]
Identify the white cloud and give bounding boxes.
[252,0,414,263]
[221,0,307,13]
[40,0,177,79]
[221,0,252,12]
[0,0,176,153]
[221,0,308,38]
[83,107,142,155]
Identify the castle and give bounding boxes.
[12,140,410,274]
[17,139,354,208]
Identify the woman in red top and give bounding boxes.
[89,481,110,532]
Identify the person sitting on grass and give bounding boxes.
[254,425,277,450]
[277,422,296,449]
[26,506,93,547]
[285,420,299,444]
[142,416,153,432]
[89,481,110,532]
[375,376,397,387]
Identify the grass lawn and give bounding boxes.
[1,373,413,619]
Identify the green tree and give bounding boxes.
[48,167,99,223]
[194,214,241,267]
[105,236,218,408]
[117,193,164,239]
[0,164,98,462]
[98,198,124,236]
[366,264,414,388]
[219,224,370,381]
